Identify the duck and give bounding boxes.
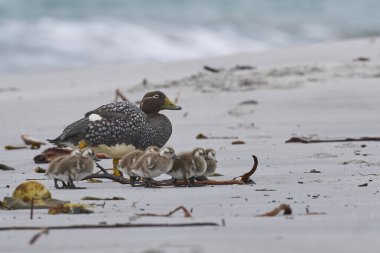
[119,145,159,186]
[169,147,207,187]
[131,146,177,187]
[46,149,99,189]
[48,91,181,176]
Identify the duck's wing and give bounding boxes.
[49,101,146,148]
[85,101,139,119]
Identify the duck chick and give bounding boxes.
[46,149,99,189]
[198,148,217,180]
[131,146,177,187]
[119,145,159,186]
[169,147,207,187]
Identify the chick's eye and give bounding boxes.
[153,94,159,99]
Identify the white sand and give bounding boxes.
[1,38,380,252]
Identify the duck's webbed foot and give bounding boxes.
[67,179,86,189]
[195,175,209,181]
[188,177,205,187]
[130,176,137,187]
[54,179,68,189]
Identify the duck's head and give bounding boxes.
[140,91,181,114]
[80,149,100,161]
[205,148,217,162]
[192,147,205,158]
[159,146,178,159]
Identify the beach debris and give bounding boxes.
[4,145,28,150]
[114,89,129,102]
[21,134,46,149]
[34,167,46,173]
[358,183,368,187]
[0,222,219,232]
[196,133,208,139]
[359,173,380,176]
[305,207,326,215]
[256,204,292,217]
[48,203,93,215]
[0,181,68,210]
[34,147,72,164]
[286,136,380,144]
[231,140,246,145]
[136,206,192,218]
[233,155,258,184]
[305,169,321,173]
[255,188,277,191]
[81,163,131,184]
[204,65,223,73]
[233,65,256,71]
[0,163,15,171]
[86,178,103,183]
[29,228,49,245]
[196,133,238,139]
[354,57,370,62]
[81,196,125,201]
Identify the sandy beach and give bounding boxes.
[1,37,380,252]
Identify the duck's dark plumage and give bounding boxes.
[49,91,181,158]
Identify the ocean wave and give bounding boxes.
[0,19,276,73]
[0,18,342,73]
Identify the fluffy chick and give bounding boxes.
[46,149,98,189]
[131,146,177,187]
[119,146,159,186]
[169,147,207,186]
[202,148,217,178]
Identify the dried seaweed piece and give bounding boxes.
[358,183,368,187]
[113,89,129,102]
[305,169,321,173]
[81,196,125,201]
[29,228,49,245]
[231,140,246,145]
[48,203,93,214]
[0,163,15,171]
[21,134,46,149]
[255,188,276,191]
[233,65,256,70]
[196,133,238,140]
[0,222,219,231]
[4,145,28,150]
[34,147,72,164]
[257,204,292,217]
[354,57,370,62]
[81,163,130,184]
[286,136,380,144]
[305,207,326,215]
[234,155,258,184]
[34,167,46,173]
[203,65,223,73]
[136,206,192,218]
[196,133,208,139]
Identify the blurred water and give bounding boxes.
[0,0,379,73]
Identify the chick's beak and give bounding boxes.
[161,97,182,110]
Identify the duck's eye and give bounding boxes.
[153,94,160,99]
